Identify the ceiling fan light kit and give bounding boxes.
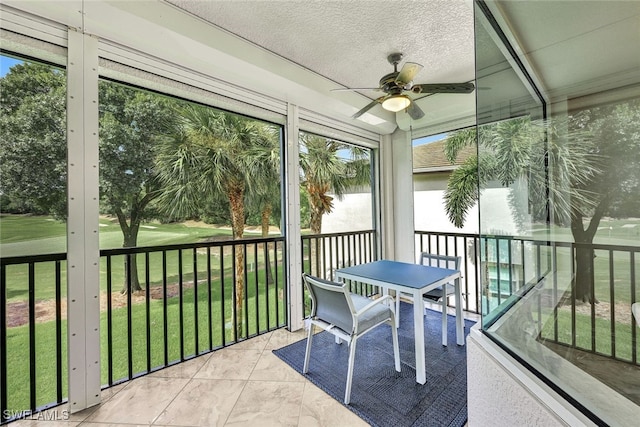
[337,52,475,121]
[382,94,411,112]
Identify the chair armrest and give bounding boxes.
[354,294,394,317]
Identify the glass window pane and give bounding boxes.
[475,1,640,422]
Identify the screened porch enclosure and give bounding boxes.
[1,1,640,426]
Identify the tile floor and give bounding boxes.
[8,303,477,427]
[8,328,369,427]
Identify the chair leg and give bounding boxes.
[344,337,358,405]
[390,315,401,372]
[303,323,314,374]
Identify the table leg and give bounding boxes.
[455,277,464,345]
[413,291,426,384]
[441,297,448,346]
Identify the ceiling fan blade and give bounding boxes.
[396,62,423,85]
[406,101,425,120]
[412,82,475,94]
[331,87,381,92]
[352,96,386,119]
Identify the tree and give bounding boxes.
[298,132,371,234]
[244,125,282,285]
[98,81,178,292]
[0,61,177,293]
[443,100,640,303]
[155,104,265,336]
[0,62,67,218]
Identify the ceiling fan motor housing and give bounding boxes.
[379,72,403,94]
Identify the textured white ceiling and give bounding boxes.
[165,0,475,98]
[141,1,640,133]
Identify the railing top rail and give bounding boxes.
[1,236,285,264]
[100,235,285,256]
[415,230,640,252]
[0,252,67,266]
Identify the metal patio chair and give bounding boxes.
[395,253,462,327]
[302,273,401,404]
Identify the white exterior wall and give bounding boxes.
[322,193,373,234]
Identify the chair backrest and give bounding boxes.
[303,273,355,333]
[419,253,461,272]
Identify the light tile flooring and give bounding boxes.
[9,303,478,427]
[9,328,369,427]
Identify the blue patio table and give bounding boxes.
[335,259,463,385]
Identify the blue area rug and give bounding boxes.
[273,302,475,427]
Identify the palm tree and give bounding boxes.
[443,116,603,303]
[244,124,282,285]
[155,104,262,336]
[298,132,371,277]
[299,132,371,234]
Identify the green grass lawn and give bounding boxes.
[540,308,636,361]
[1,215,242,302]
[4,267,286,412]
[0,214,235,258]
[529,217,640,246]
[1,214,286,413]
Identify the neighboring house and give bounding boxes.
[413,137,479,235]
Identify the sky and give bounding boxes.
[413,133,447,147]
[1,55,22,77]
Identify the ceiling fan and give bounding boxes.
[334,53,475,120]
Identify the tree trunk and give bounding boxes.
[308,201,323,277]
[573,245,595,303]
[261,203,274,286]
[122,228,142,293]
[569,196,609,304]
[113,193,157,294]
[228,184,246,337]
[309,206,323,235]
[114,208,143,294]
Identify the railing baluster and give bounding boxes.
[254,242,259,334]
[264,241,270,330]
[570,244,577,348]
[178,250,184,360]
[207,247,213,350]
[220,246,226,347]
[126,254,133,380]
[609,250,615,358]
[274,241,280,326]
[590,246,596,352]
[553,245,559,342]
[162,251,168,366]
[145,253,151,373]
[243,243,249,339]
[231,244,238,343]
[0,263,6,424]
[631,251,637,364]
[106,256,113,385]
[28,262,36,411]
[55,261,63,403]
[193,248,199,355]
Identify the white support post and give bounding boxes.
[284,103,304,331]
[390,128,415,263]
[66,29,101,413]
[378,134,394,260]
[379,129,415,263]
